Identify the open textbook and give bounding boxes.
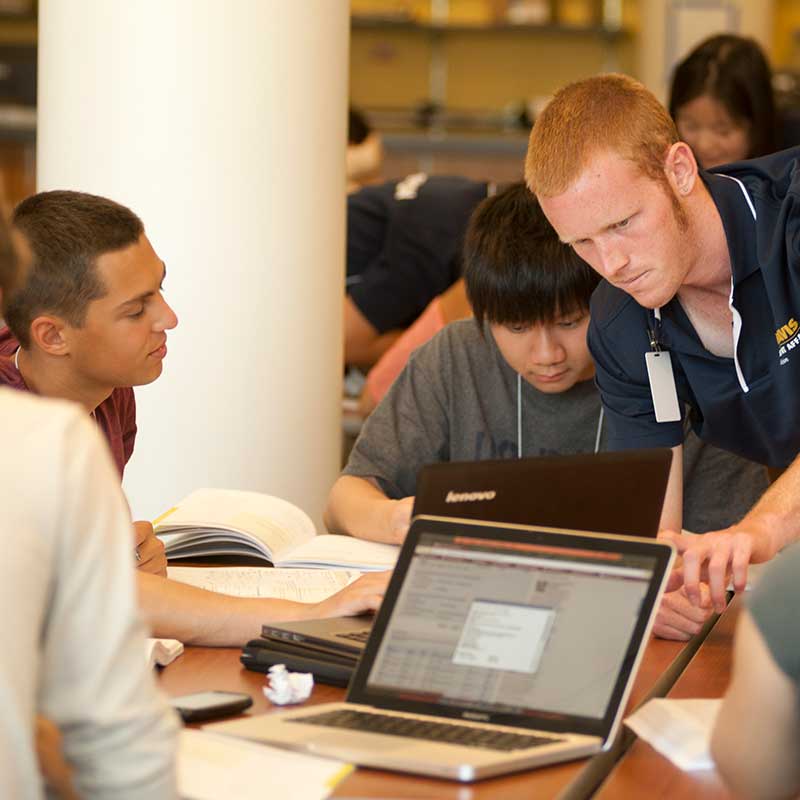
[155,488,398,571]
[178,729,351,800]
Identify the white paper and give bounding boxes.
[178,728,350,800]
[625,698,721,771]
[276,535,398,571]
[167,566,360,602]
[145,638,184,668]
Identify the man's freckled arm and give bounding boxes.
[736,456,800,556]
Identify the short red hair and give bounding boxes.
[526,74,678,197]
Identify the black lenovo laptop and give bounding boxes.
[412,449,672,537]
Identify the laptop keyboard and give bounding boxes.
[335,630,370,643]
[289,709,563,752]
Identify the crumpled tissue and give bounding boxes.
[263,663,314,705]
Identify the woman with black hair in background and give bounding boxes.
[669,34,778,169]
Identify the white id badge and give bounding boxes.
[645,351,681,422]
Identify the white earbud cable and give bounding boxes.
[594,406,604,454]
[517,372,522,459]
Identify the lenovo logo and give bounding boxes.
[445,490,497,504]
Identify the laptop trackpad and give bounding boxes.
[305,730,408,755]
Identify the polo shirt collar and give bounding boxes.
[702,169,761,283]
[657,170,759,393]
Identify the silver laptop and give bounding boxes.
[211,516,674,782]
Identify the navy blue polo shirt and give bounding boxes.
[347,174,488,333]
[588,147,800,468]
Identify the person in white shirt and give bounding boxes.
[0,218,178,799]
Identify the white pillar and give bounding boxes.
[37,1,348,528]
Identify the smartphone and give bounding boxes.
[169,690,253,723]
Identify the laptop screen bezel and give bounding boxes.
[346,515,674,740]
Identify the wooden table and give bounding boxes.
[158,613,721,800]
[594,595,741,800]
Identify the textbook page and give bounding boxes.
[167,566,360,602]
[155,488,316,562]
[179,729,351,800]
[274,535,399,571]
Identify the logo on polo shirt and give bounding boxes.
[775,318,799,344]
[776,317,800,364]
[445,490,497,503]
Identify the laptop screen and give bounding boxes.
[349,518,672,738]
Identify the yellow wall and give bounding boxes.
[349,1,800,111]
[442,31,635,110]
[774,0,800,69]
[350,1,638,112]
[350,29,431,108]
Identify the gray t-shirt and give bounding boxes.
[749,544,800,686]
[344,320,769,532]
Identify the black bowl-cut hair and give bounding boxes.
[464,182,599,329]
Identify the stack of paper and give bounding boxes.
[178,729,352,800]
[167,566,360,603]
[625,698,721,770]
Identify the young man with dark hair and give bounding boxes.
[526,73,800,612]
[0,209,177,797]
[326,183,767,640]
[6,191,169,574]
[2,190,387,647]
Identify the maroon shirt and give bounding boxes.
[0,327,137,477]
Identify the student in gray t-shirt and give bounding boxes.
[325,183,767,639]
